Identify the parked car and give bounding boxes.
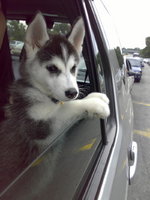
[9,40,23,50]
[0,0,137,200]
[133,52,140,57]
[11,42,24,55]
[126,57,142,82]
[143,58,150,66]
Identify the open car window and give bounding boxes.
[9,20,89,83]
[1,21,102,199]
[0,1,111,199]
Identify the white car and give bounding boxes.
[11,42,24,55]
[9,40,23,49]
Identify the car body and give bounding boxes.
[125,57,142,82]
[133,52,140,57]
[0,0,137,199]
[11,42,24,55]
[143,58,150,65]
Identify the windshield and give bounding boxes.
[128,59,141,67]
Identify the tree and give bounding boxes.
[146,37,150,47]
[48,23,71,35]
[7,20,26,41]
[140,37,150,58]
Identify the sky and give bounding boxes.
[105,0,150,49]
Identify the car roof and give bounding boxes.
[6,0,79,23]
[126,57,141,61]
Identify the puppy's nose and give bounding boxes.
[65,88,78,99]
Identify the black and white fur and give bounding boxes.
[0,13,110,197]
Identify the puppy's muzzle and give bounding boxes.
[65,88,78,99]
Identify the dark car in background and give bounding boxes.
[126,57,142,82]
[0,0,137,199]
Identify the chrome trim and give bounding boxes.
[129,141,138,183]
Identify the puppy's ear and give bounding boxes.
[68,17,85,55]
[25,12,49,59]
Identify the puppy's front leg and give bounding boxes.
[55,92,110,131]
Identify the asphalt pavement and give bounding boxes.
[127,64,150,200]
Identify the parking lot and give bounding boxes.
[128,64,150,200]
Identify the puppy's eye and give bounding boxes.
[71,65,77,74]
[46,65,60,74]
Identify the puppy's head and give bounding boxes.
[22,12,85,101]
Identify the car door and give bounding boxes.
[0,0,134,199]
[85,0,134,199]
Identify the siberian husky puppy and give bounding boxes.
[0,12,110,198]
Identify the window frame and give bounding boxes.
[73,0,118,199]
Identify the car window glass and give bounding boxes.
[91,30,106,93]
[7,20,89,83]
[92,0,124,70]
[7,20,26,79]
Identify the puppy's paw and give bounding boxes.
[84,98,110,119]
[85,92,109,104]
